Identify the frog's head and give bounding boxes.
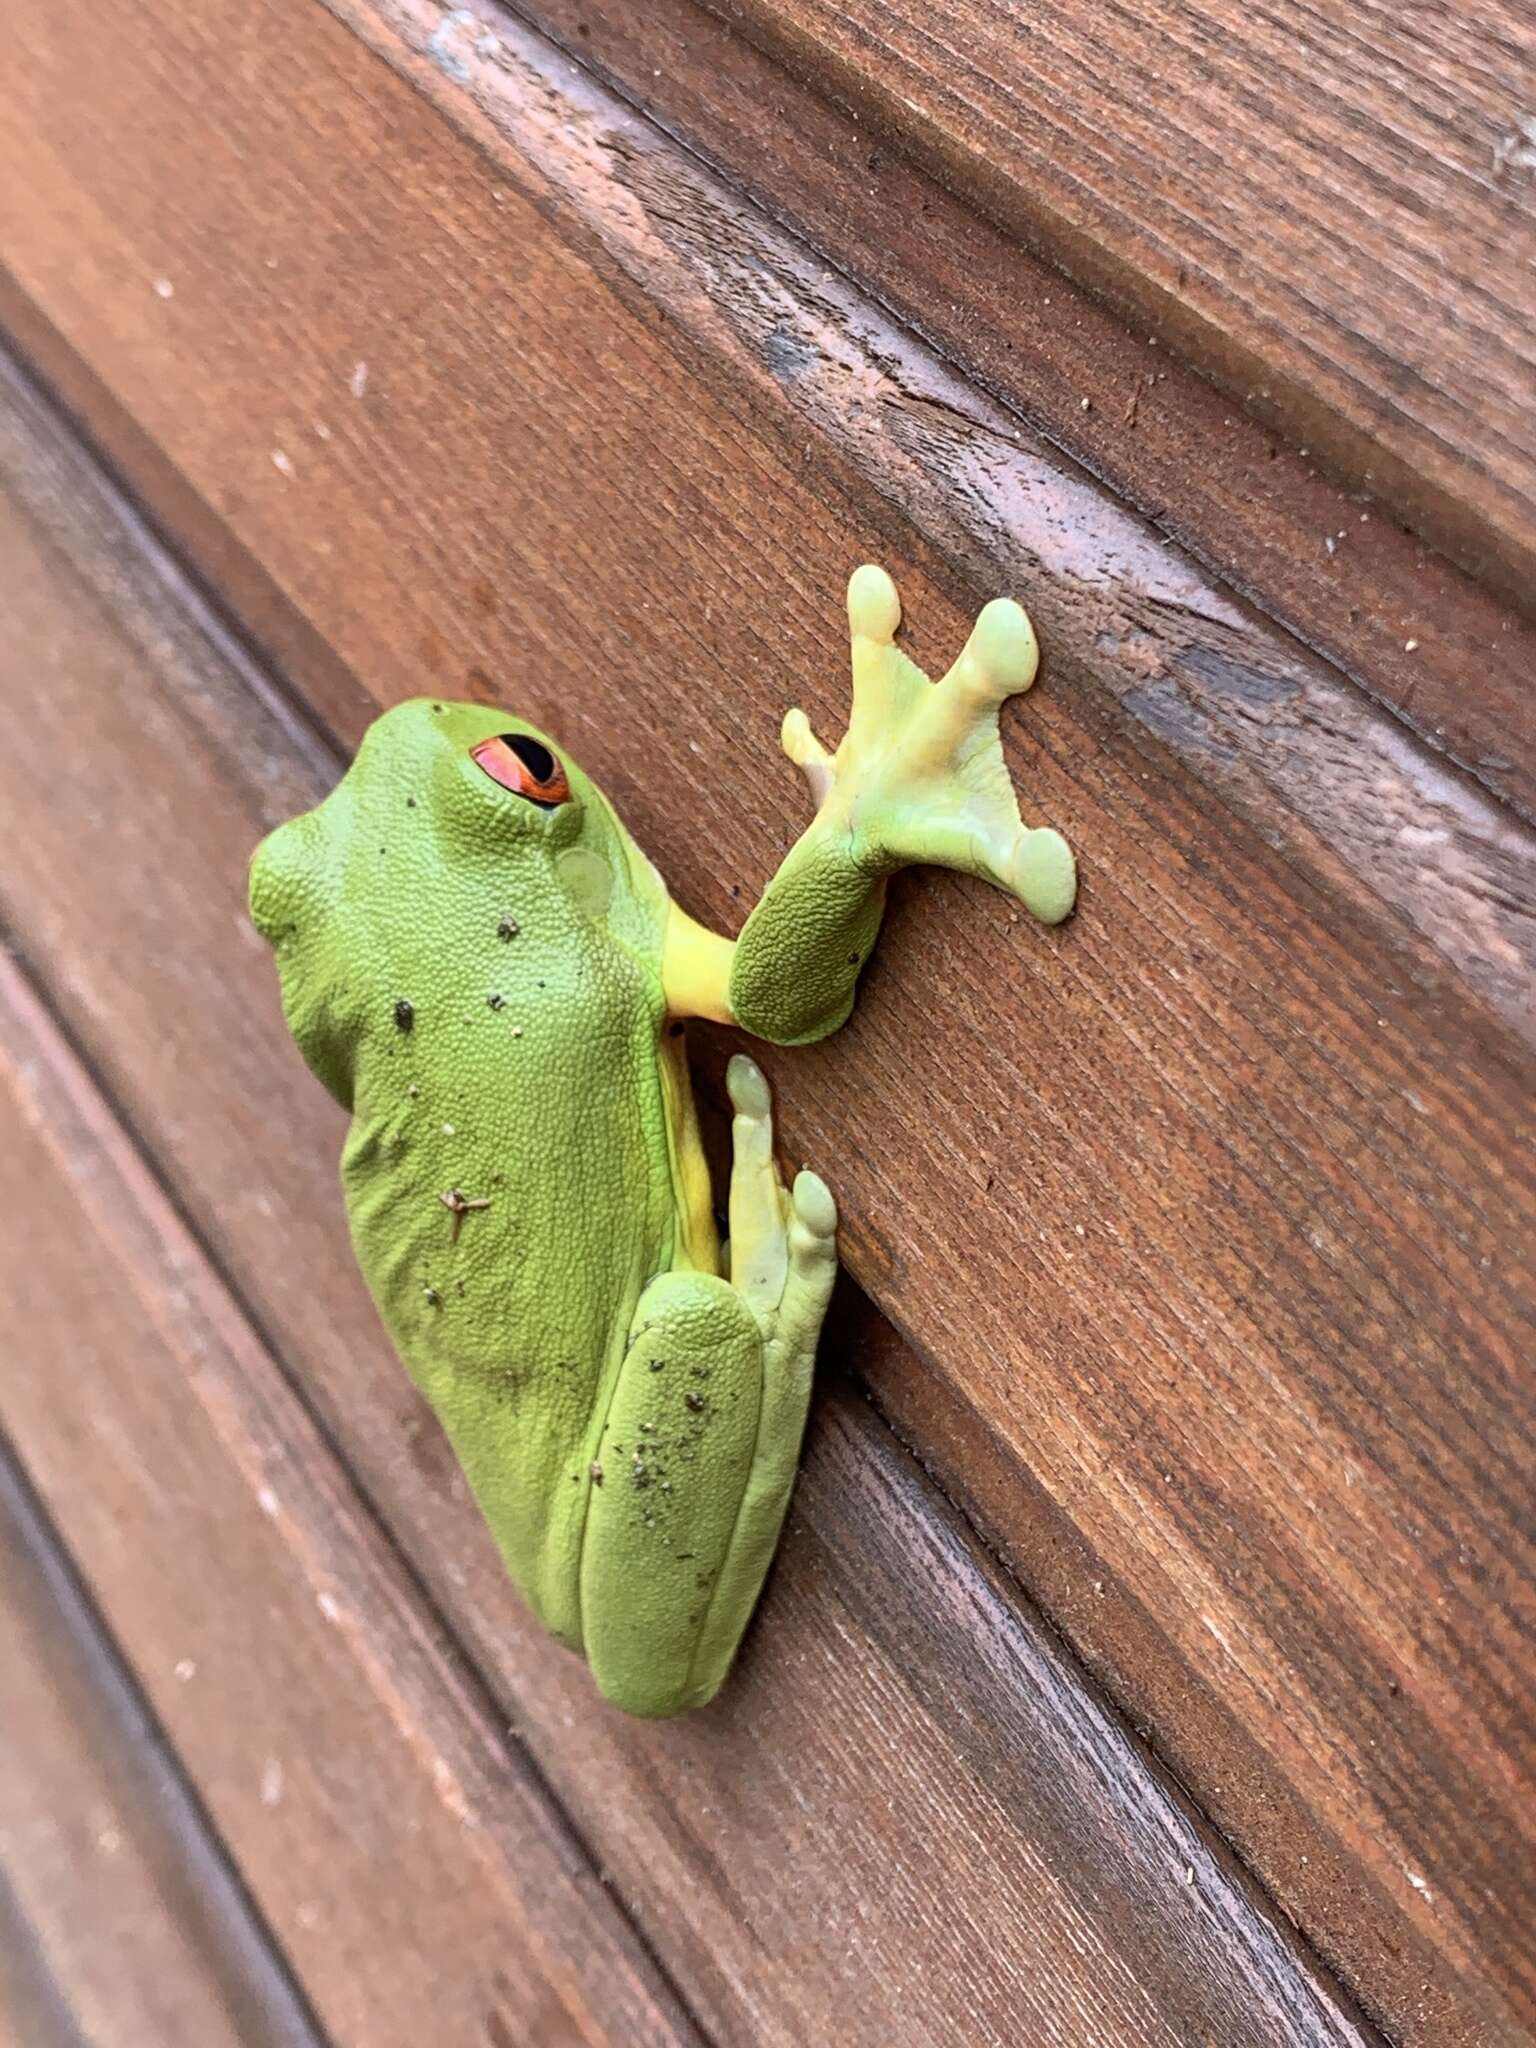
[249,698,649,1107]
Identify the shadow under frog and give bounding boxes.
[249,564,1074,1717]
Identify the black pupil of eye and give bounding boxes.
[504,734,555,784]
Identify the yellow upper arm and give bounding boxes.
[661,902,738,1024]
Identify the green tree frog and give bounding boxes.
[249,566,1074,1717]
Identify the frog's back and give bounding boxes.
[250,698,686,1644]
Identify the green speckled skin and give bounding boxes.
[249,568,1074,1716]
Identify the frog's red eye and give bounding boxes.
[470,733,571,807]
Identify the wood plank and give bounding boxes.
[0,1443,324,2048]
[0,8,1530,2038]
[4,0,1530,1043]
[0,326,1382,2048]
[702,0,1536,608]
[0,985,701,2048]
[0,492,700,2048]
[0,1871,91,2048]
[516,0,1536,828]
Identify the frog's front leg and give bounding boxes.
[580,1057,837,1717]
[719,564,1075,1045]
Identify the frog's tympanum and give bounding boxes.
[250,566,1075,1716]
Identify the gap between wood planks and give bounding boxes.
[0,935,710,2048]
[0,339,1385,2048]
[0,1433,331,2048]
[0,933,1382,2048]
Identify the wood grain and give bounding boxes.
[0,1443,324,2048]
[0,626,699,2048]
[0,967,703,2048]
[522,0,1536,826]
[0,5,1530,2039]
[4,0,1530,1040]
[0,333,1385,2048]
[0,1872,91,2048]
[703,0,1536,608]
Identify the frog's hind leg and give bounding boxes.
[580,1269,766,1718]
[580,1057,836,1717]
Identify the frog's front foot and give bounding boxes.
[782,565,1076,924]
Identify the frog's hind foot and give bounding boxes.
[724,1055,838,1362]
[781,565,1076,925]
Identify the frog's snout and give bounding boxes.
[248,814,308,945]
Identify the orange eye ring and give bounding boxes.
[470,733,572,807]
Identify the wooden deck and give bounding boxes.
[0,3,1530,2043]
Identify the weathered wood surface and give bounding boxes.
[0,962,703,2048]
[0,350,1383,2048]
[7,0,1531,1049]
[0,3,1530,2041]
[0,1446,324,2048]
[0,1003,700,2048]
[0,522,700,2048]
[0,1882,89,2048]
[1,2,1533,2039]
[522,0,1536,827]
[702,0,1536,609]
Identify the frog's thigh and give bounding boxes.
[581,1272,765,1719]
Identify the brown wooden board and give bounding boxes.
[4,0,1532,1034]
[0,459,699,2043]
[6,0,1531,1024]
[0,1445,325,2048]
[0,4,1531,2039]
[0,326,1384,2047]
[0,993,700,2048]
[0,1873,92,2048]
[702,0,1536,609]
[521,0,1536,828]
